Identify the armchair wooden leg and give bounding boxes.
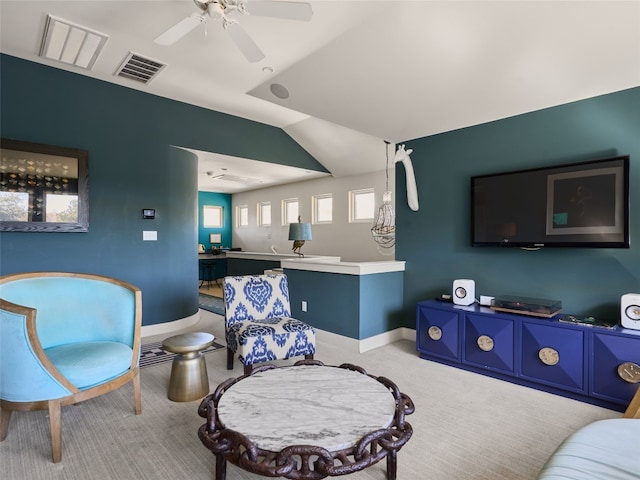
[226,347,234,370]
[133,370,142,415]
[48,399,62,463]
[623,385,640,418]
[305,354,314,360]
[243,364,253,376]
[0,407,12,441]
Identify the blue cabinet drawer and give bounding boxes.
[591,331,640,405]
[417,306,460,361]
[463,313,515,374]
[520,322,586,393]
[415,300,639,411]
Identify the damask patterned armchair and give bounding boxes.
[223,274,316,375]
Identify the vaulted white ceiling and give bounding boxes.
[1,1,639,192]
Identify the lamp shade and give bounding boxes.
[288,222,312,241]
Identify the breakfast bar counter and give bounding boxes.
[222,251,406,350]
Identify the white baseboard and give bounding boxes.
[358,327,416,353]
[141,311,201,338]
[141,312,416,354]
[315,327,416,354]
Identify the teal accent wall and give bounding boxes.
[198,191,232,249]
[285,269,404,340]
[226,258,281,276]
[0,55,327,326]
[397,87,640,324]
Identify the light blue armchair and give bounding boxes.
[0,272,142,462]
[223,274,316,375]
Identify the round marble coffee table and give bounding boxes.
[198,361,414,480]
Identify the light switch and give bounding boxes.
[143,230,157,241]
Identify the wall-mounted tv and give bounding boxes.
[471,155,630,248]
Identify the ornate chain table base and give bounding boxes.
[198,360,414,480]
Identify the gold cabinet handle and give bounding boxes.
[477,335,494,352]
[617,362,640,384]
[538,347,560,366]
[428,326,442,341]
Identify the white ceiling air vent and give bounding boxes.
[39,15,109,70]
[115,52,166,84]
[208,173,263,185]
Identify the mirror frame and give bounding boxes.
[1,138,89,232]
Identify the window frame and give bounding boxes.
[281,198,299,226]
[312,193,333,225]
[349,188,375,223]
[236,204,248,228]
[258,201,272,227]
[203,205,223,228]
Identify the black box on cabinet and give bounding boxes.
[491,295,562,318]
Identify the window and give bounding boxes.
[258,201,271,226]
[349,188,375,223]
[203,205,223,227]
[0,191,29,222]
[45,193,79,223]
[312,193,332,224]
[282,198,299,225]
[236,205,248,227]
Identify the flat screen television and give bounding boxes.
[471,155,630,248]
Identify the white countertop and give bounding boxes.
[224,251,405,275]
[282,259,405,275]
[224,251,340,262]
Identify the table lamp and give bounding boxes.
[288,216,312,256]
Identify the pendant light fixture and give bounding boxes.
[371,141,395,249]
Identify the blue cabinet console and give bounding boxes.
[416,300,640,412]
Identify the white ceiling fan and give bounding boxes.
[154,0,313,63]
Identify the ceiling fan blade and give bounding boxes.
[154,13,203,45]
[226,22,265,63]
[244,1,313,21]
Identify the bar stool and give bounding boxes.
[200,261,216,288]
[162,332,214,402]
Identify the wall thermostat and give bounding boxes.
[142,209,156,219]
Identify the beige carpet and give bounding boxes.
[1,310,619,480]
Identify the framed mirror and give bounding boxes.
[1,138,89,232]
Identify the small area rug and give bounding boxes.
[198,293,225,315]
[139,340,224,368]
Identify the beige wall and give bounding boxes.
[231,170,396,262]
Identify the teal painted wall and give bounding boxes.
[0,55,327,326]
[287,270,360,338]
[285,269,405,340]
[397,87,640,324]
[359,272,404,338]
[198,191,232,249]
[226,258,281,276]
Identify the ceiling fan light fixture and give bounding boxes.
[156,0,312,63]
[207,2,224,17]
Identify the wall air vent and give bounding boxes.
[115,52,166,84]
[39,15,109,70]
[209,174,263,185]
